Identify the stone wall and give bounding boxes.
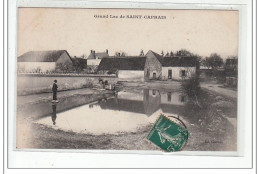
[17,74,117,95]
[118,70,144,82]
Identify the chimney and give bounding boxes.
[106,49,108,54]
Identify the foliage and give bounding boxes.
[204,53,224,69]
[177,49,202,63]
[80,54,87,59]
[56,62,75,73]
[140,50,144,56]
[181,76,201,107]
[115,52,127,57]
[181,76,200,97]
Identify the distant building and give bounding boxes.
[224,58,238,87]
[161,56,197,80]
[98,56,147,81]
[17,50,73,73]
[98,50,198,81]
[98,50,163,81]
[87,49,109,73]
[225,58,238,76]
[144,50,163,80]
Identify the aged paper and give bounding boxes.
[17,8,238,152]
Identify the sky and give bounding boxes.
[18,8,239,59]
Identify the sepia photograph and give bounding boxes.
[16,8,238,152]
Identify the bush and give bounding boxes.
[181,76,200,98]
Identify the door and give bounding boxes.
[168,69,172,79]
[153,73,156,79]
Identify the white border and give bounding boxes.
[7,0,254,169]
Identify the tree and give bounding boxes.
[80,54,87,59]
[201,59,211,69]
[205,53,224,69]
[161,50,164,57]
[115,51,127,57]
[176,49,202,68]
[140,50,144,56]
[178,49,192,56]
[56,62,75,73]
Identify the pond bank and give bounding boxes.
[17,86,237,151]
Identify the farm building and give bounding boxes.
[161,56,197,80]
[17,50,73,73]
[87,50,109,73]
[224,58,238,87]
[144,50,163,80]
[98,50,198,81]
[97,50,162,81]
[97,57,147,81]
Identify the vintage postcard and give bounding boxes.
[16,8,238,152]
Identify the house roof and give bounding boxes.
[146,50,163,63]
[87,52,109,59]
[17,50,71,62]
[97,57,147,72]
[161,56,196,67]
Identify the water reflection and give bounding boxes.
[36,88,189,134]
[52,104,57,125]
[96,89,188,117]
[17,92,114,120]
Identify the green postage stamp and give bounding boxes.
[146,114,189,152]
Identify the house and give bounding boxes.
[97,56,147,81]
[225,58,238,76]
[17,50,73,73]
[224,58,238,87]
[87,49,109,73]
[144,50,163,80]
[98,50,197,81]
[97,50,162,81]
[161,56,197,80]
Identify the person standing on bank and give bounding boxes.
[52,80,59,103]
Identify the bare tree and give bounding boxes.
[161,50,164,57]
[140,49,144,56]
[80,54,87,59]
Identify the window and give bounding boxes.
[179,95,186,102]
[168,70,172,79]
[167,92,172,102]
[180,70,186,77]
[152,89,156,96]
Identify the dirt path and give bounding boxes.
[200,82,237,99]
